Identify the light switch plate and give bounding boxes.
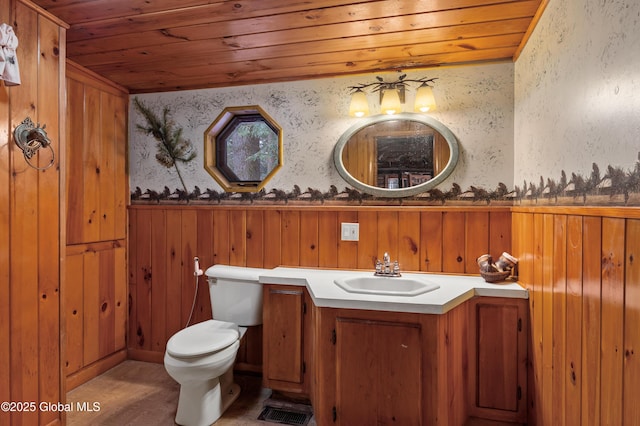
[341,222,359,241]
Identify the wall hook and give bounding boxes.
[14,117,54,170]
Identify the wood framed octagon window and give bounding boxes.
[204,106,283,192]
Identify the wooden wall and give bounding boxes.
[0,1,66,425]
[64,62,128,390]
[127,205,512,361]
[512,206,640,426]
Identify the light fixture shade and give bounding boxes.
[380,88,402,115]
[349,89,370,117]
[414,84,436,112]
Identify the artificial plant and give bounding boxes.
[133,97,196,193]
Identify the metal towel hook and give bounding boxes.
[13,117,55,170]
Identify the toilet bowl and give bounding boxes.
[163,265,267,426]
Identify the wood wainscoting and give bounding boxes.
[127,205,512,367]
[63,62,129,390]
[0,1,66,425]
[512,206,640,426]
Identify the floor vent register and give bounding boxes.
[258,405,313,426]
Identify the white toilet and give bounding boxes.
[164,264,267,426]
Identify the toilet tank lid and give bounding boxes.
[205,264,270,281]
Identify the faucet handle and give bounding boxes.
[393,260,400,275]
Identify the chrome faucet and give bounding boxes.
[374,252,401,277]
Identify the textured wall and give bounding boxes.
[129,63,514,197]
[514,0,640,187]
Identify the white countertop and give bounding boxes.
[258,267,528,314]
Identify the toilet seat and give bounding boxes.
[167,320,239,358]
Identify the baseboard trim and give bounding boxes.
[127,348,164,364]
[66,349,127,391]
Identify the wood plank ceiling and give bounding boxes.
[29,0,546,93]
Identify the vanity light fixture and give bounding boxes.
[348,74,437,117]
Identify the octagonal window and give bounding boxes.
[204,106,283,192]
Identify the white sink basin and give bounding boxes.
[334,275,440,297]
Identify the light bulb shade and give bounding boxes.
[380,88,402,115]
[349,89,369,117]
[414,84,436,112]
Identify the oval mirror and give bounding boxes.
[334,113,459,197]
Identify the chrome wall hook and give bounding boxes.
[14,117,55,170]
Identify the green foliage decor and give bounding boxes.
[133,97,196,192]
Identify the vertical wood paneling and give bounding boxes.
[513,210,640,426]
[445,304,469,426]
[113,90,127,240]
[10,5,41,423]
[128,209,139,348]
[165,210,183,338]
[196,209,214,323]
[65,62,129,243]
[180,210,198,326]
[264,209,282,268]
[531,214,544,426]
[581,216,601,426]
[83,84,101,243]
[377,210,399,261]
[134,209,152,350]
[98,248,116,358]
[420,211,443,272]
[229,209,246,266]
[442,211,465,273]
[37,13,62,422]
[65,61,128,388]
[540,214,554,426]
[66,77,85,243]
[624,219,640,425]
[600,217,625,425]
[212,209,230,266]
[511,212,537,424]
[99,92,116,241]
[150,210,167,352]
[357,211,378,269]
[0,0,9,410]
[281,210,300,266]
[246,210,264,267]
[398,211,420,271]
[5,3,65,421]
[300,211,319,267]
[128,206,513,364]
[318,211,338,267]
[489,210,512,260]
[476,302,519,411]
[128,208,137,285]
[565,215,583,424]
[65,254,84,375]
[552,215,567,426]
[465,211,489,273]
[114,246,127,351]
[83,251,100,364]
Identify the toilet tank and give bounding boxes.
[204,264,267,326]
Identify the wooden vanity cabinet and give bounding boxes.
[262,284,313,396]
[313,305,468,426]
[467,297,528,423]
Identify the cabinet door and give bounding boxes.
[469,297,528,422]
[262,285,306,393]
[335,317,422,426]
